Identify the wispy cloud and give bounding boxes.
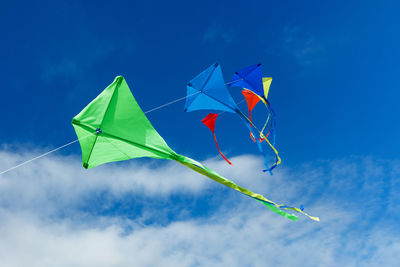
[203,23,236,44]
[41,40,116,82]
[282,25,323,67]
[0,149,399,266]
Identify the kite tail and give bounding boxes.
[265,100,277,146]
[236,109,276,172]
[261,137,281,173]
[237,113,266,159]
[260,101,281,172]
[248,111,257,142]
[270,106,277,146]
[172,153,319,222]
[212,132,232,165]
[260,113,271,139]
[277,205,320,221]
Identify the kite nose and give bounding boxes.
[96,128,102,134]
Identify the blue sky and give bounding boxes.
[0,1,400,266]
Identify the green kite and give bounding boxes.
[72,76,319,221]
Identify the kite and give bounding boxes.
[229,64,280,171]
[241,89,263,142]
[72,76,319,221]
[184,63,278,172]
[201,113,232,165]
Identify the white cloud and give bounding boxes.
[0,149,399,266]
[0,148,208,203]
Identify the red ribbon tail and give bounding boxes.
[213,132,232,165]
[250,132,257,142]
[249,111,257,142]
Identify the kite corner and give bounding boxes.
[114,75,125,82]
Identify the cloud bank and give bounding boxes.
[0,148,399,266]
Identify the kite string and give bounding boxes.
[218,98,246,116]
[225,78,243,86]
[0,135,92,175]
[144,91,200,114]
[0,92,199,175]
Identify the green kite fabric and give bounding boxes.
[72,76,319,222]
[72,76,176,168]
